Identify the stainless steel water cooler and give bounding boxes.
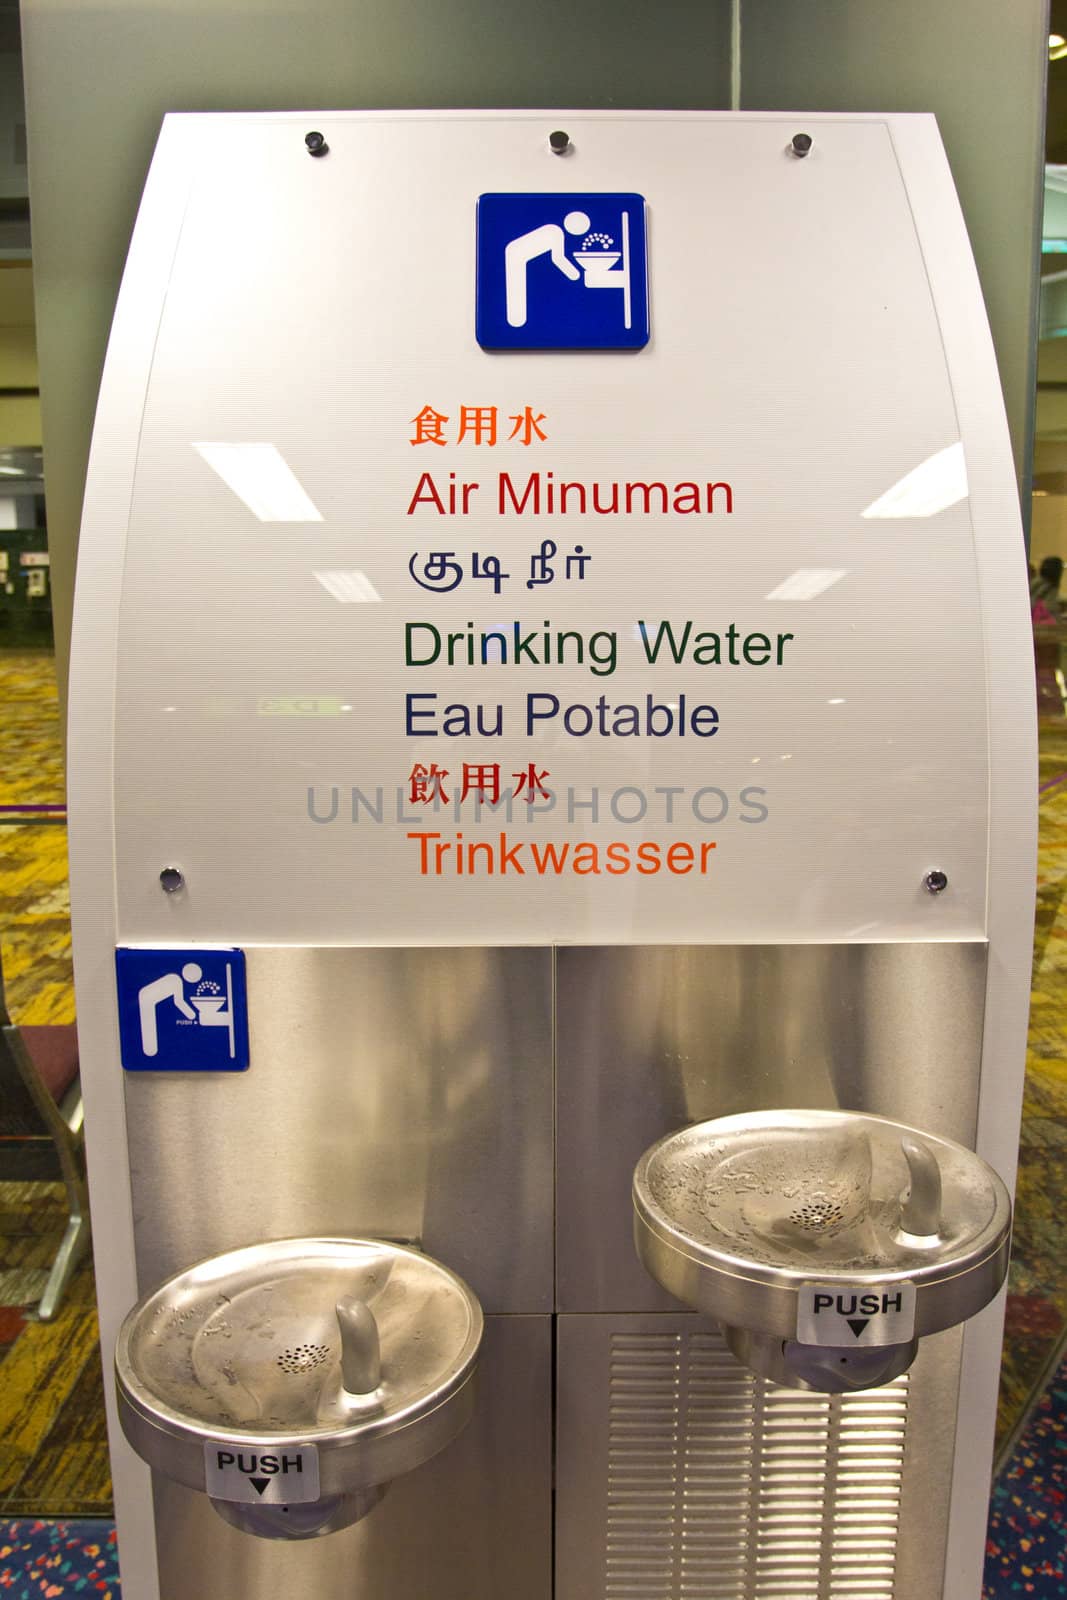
[68,111,1036,1599]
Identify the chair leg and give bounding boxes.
[36,1210,91,1322]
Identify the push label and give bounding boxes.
[796,1282,917,1348]
[204,1442,320,1504]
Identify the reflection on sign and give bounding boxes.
[861,441,967,519]
[257,697,351,717]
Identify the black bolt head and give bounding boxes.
[549,130,571,154]
[923,869,949,895]
[305,131,329,158]
[791,132,813,157]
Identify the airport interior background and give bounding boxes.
[0,6,1065,1599]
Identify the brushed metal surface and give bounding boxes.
[124,947,553,1313]
[556,943,987,1313]
[555,1313,961,1600]
[153,1313,552,1600]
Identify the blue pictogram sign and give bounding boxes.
[116,947,249,1072]
[476,193,649,351]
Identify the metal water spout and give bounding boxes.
[336,1298,382,1395]
[900,1136,944,1239]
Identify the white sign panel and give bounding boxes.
[102,114,992,947]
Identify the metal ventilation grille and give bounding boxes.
[605,1329,907,1599]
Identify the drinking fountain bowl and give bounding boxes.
[633,1109,1011,1393]
[191,996,225,1019]
[115,1236,483,1539]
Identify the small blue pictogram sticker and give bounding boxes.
[476,192,649,351]
[116,947,249,1072]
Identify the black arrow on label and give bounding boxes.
[249,1477,271,1497]
[846,1318,869,1339]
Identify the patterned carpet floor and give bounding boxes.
[0,650,72,1030]
[0,1185,110,1520]
[0,1518,119,1598]
[984,1348,1067,1598]
[996,717,1067,1457]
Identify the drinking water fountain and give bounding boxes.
[633,1110,1011,1393]
[67,108,1036,1598]
[114,1237,483,1540]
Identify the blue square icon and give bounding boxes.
[476,193,649,351]
[116,947,250,1072]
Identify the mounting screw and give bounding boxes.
[549,130,571,156]
[305,130,329,158]
[791,132,813,158]
[159,866,185,894]
[923,869,949,895]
